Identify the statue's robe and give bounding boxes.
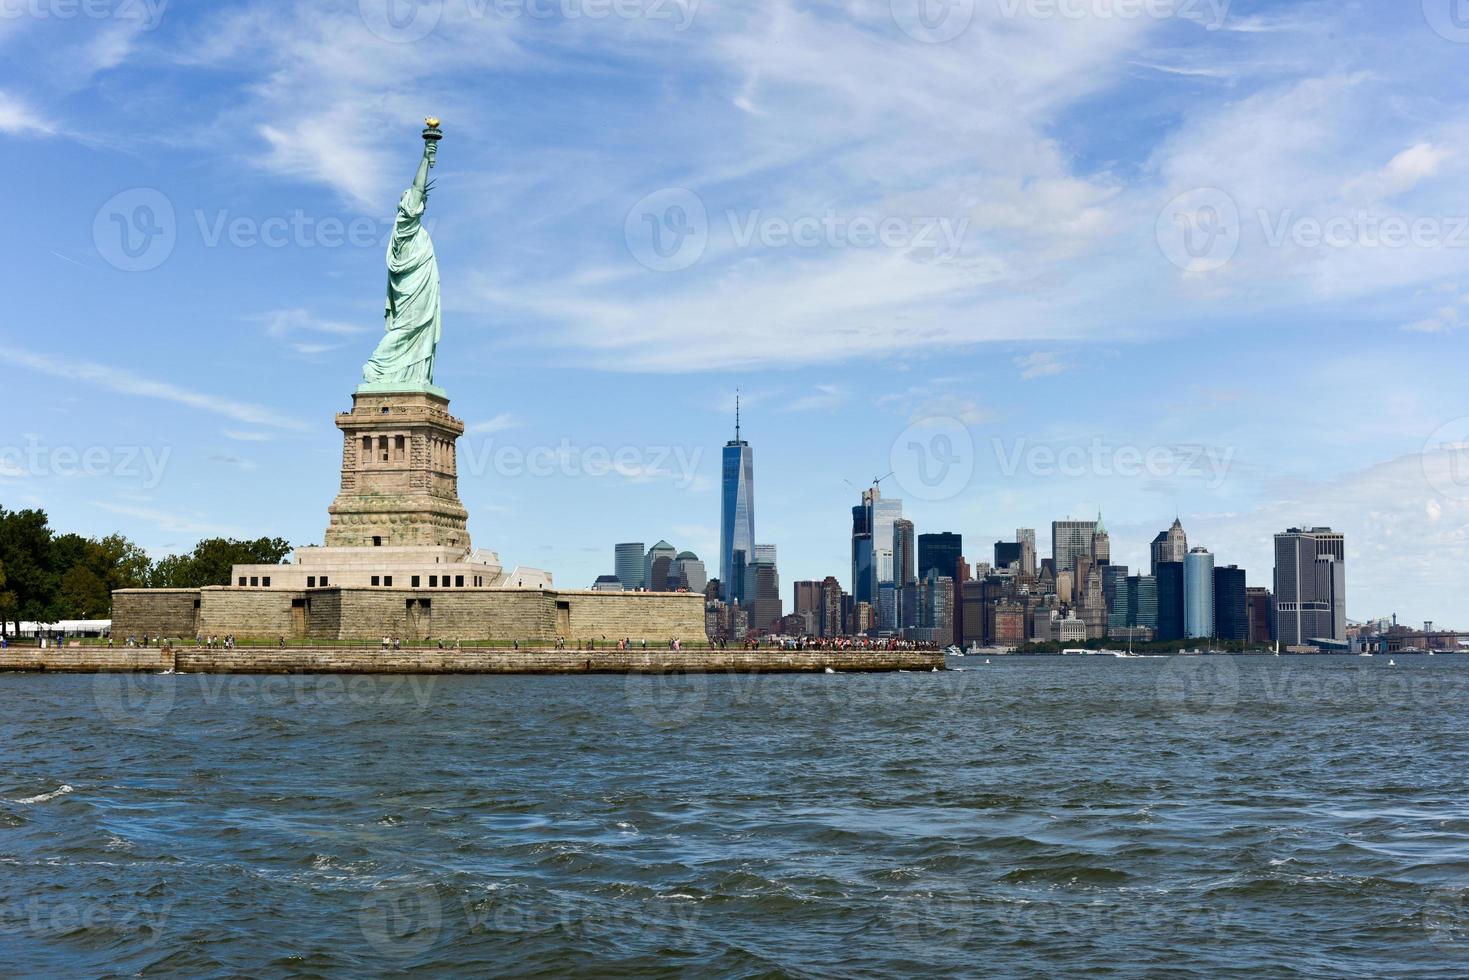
[362,185,440,386]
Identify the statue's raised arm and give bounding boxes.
[359,120,445,395]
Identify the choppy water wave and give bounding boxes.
[2,658,1469,976]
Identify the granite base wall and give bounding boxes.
[174,647,944,674]
[0,648,174,672]
[110,590,199,639]
[112,587,706,644]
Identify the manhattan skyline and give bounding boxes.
[1,2,1467,626]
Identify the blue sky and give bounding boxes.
[3,0,1468,625]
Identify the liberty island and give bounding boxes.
[39,122,938,674]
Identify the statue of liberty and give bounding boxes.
[360,119,444,393]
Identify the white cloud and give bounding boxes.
[0,90,54,136]
[0,346,308,430]
[465,413,520,434]
[1015,351,1069,380]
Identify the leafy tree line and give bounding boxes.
[0,506,291,634]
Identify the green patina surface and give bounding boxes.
[359,126,443,394]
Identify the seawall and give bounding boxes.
[1,647,944,675]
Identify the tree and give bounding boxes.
[148,537,293,588]
[0,560,14,637]
[57,565,109,619]
[0,507,53,634]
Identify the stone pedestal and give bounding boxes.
[325,389,470,549]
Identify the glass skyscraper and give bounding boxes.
[614,542,645,591]
[719,397,755,604]
[1184,547,1216,640]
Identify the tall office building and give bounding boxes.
[719,395,755,604]
[1274,527,1346,646]
[851,499,873,606]
[1246,587,1273,644]
[918,532,963,582]
[645,540,676,592]
[1151,518,1188,575]
[1156,561,1185,642]
[994,540,1022,571]
[1051,519,1095,576]
[1102,564,1129,624]
[893,519,916,585]
[893,518,916,629]
[674,552,707,593]
[1017,529,1037,577]
[1184,547,1215,639]
[614,542,646,591]
[1092,514,1111,565]
[743,558,781,635]
[850,486,901,606]
[1127,574,1159,632]
[1213,564,1248,642]
[870,495,903,588]
[793,581,822,622]
[818,577,844,638]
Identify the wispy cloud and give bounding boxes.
[465,412,520,434]
[1015,351,1069,380]
[1,346,308,430]
[0,90,54,136]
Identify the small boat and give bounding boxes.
[1388,659,1397,667]
[824,667,836,674]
